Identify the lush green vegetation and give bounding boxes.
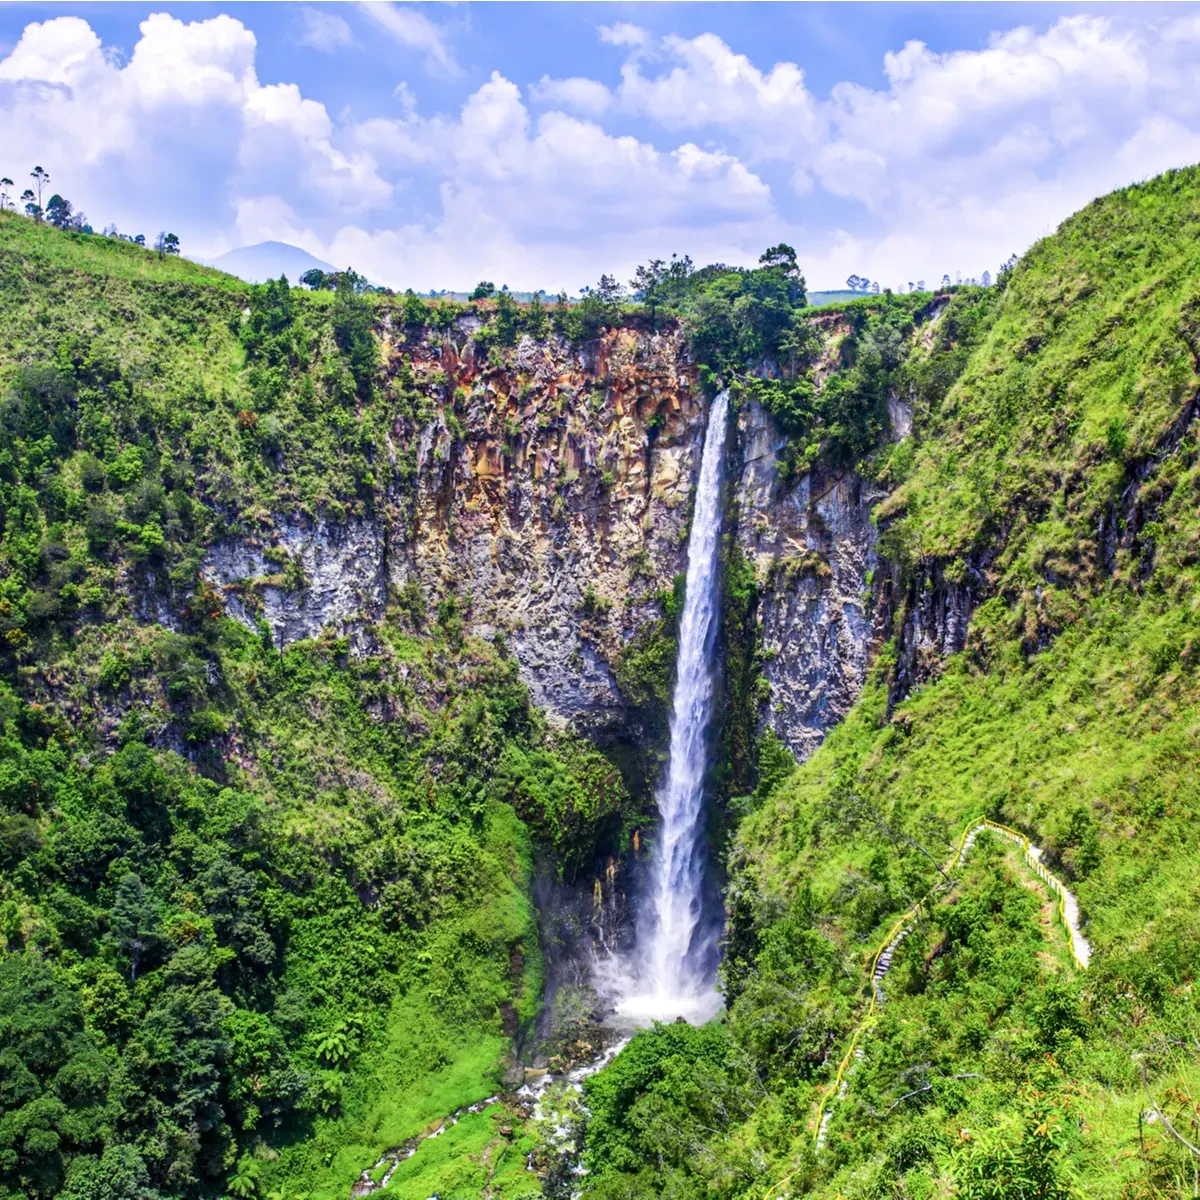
[5,158,1200,1200]
[576,166,1200,1200]
[625,244,996,479]
[0,598,624,1198]
[0,210,637,1199]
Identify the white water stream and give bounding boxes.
[615,390,728,1026]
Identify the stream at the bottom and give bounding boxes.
[348,1029,632,1199]
[515,1034,631,1193]
[350,1095,504,1197]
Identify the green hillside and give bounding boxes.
[578,167,1200,1200]
[0,210,628,1200]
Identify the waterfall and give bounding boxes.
[617,389,728,1025]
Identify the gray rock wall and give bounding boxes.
[202,518,386,647]
[732,397,885,761]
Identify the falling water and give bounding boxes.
[617,390,728,1025]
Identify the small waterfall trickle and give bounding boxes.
[617,389,729,1024]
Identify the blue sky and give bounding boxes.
[2,2,1199,291]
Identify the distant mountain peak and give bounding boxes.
[209,241,336,285]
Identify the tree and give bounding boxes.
[60,1145,162,1200]
[526,289,547,338]
[134,234,145,246]
[154,232,179,257]
[299,268,326,289]
[332,272,376,397]
[981,269,991,287]
[846,274,863,292]
[871,280,880,294]
[115,944,232,1187]
[631,258,666,301]
[595,273,625,305]
[0,954,110,1197]
[227,1155,262,1199]
[30,165,49,210]
[631,258,666,325]
[469,280,495,301]
[941,274,952,289]
[493,286,521,344]
[759,243,799,275]
[952,1093,1076,1200]
[0,177,12,210]
[109,872,162,981]
[916,279,926,291]
[759,243,806,304]
[46,193,73,229]
[630,254,695,325]
[21,189,40,221]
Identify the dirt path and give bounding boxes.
[811,817,1091,1154]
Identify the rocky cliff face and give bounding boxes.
[202,323,705,737]
[732,398,885,761]
[199,314,980,767]
[880,557,976,712]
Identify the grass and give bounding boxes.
[377,1105,541,1199]
[0,208,247,289]
[281,1022,509,1200]
[877,165,1200,574]
[723,167,1200,1200]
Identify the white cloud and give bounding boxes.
[0,13,390,255]
[393,81,417,113]
[576,15,1200,286]
[295,7,354,54]
[529,74,612,116]
[0,15,105,86]
[617,33,822,159]
[356,2,457,77]
[794,14,1200,284]
[124,11,257,107]
[4,9,1200,294]
[235,195,320,250]
[328,69,779,289]
[240,82,390,213]
[438,74,765,220]
[598,23,648,49]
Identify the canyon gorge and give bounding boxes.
[2,165,1200,1200]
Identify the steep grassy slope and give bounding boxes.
[581,168,1200,1200]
